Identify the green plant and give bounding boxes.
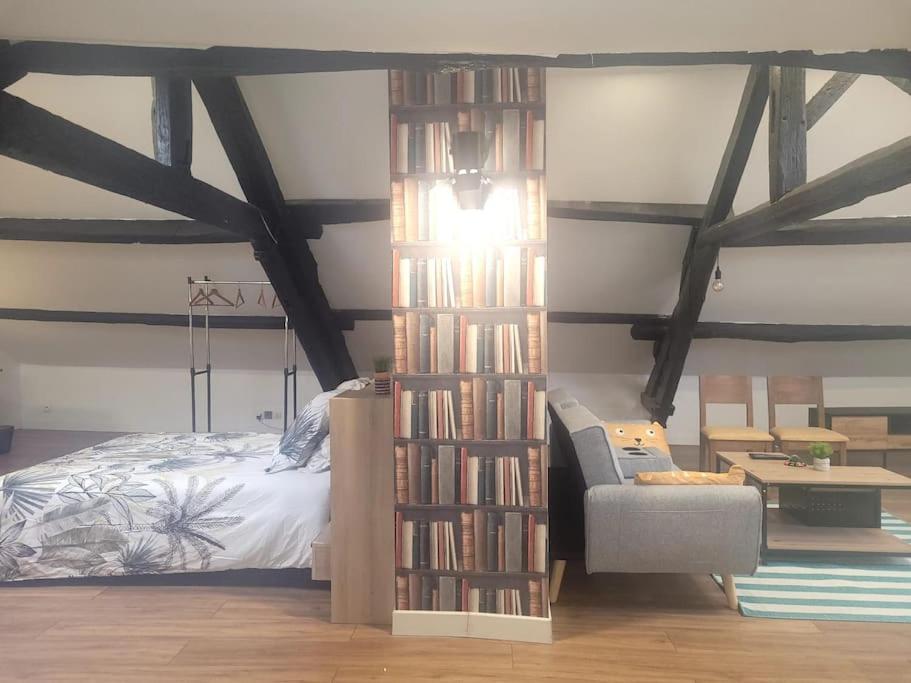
[808,442,833,460]
[373,356,392,373]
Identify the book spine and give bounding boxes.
[420,445,432,504]
[459,380,474,440]
[418,314,431,374]
[528,446,541,507]
[395,446,408,504]
[460,511,475,571]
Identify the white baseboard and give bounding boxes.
[392,610,552,644]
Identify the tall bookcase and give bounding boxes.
[388,67,551,643]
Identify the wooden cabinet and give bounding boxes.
[329,388,394,624]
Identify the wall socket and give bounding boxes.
[258,410,282,421]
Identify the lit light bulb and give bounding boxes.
[712,266,724,293]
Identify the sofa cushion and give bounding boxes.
[634,465,747,486]
[559,404,626,487]
[617,447,677,479]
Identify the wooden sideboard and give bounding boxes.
[810,407,911,452]
[328,387,394,624]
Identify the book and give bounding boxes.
[438,445,455,505]
[436,313,454,373]
[528,447,541,507]
[459,380,474,440]
[526,312,542,374]
[461,511,475,571]
[405,312,419,374]
[505,512,522,573]
[504,379,521,440]
[395,446,408,504]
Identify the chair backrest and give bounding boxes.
[699,375,755,429]
[766,376,825,429]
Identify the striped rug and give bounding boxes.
[715,511,911,622]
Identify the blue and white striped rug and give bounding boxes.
[715,511,911,622]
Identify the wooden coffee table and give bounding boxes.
[717,451,911,560]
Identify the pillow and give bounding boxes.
[303,435,331,473]
[634,465,746,486]
[603,421,671,455]
[265,378,369,473]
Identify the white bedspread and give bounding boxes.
[0,433,329,581]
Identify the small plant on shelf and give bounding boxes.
[374,356,392,395]
[808,442,833,471]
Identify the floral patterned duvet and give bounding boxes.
[0,432,329,581]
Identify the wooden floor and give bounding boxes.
[2,431,911,681]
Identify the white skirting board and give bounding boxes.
[392,610,552,644]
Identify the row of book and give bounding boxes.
[390,68,545,106]
[395,575,549,618]
[391,177,545,242]
[391,110,545,174]
[396,510,547,574]
[393,312,546,375]
[394,380,546,441]
[393,248,546,309]
[394,444,544,507]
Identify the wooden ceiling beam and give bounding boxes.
[0,91,257,238]
[194,76,355,388]
[885,76,911,97]
[632,320,911,343]
[806,72,859,130]
[642,65,770,424]
[0,218,245,244]
[5,41,911,78]
[699,135,911,246]
[727,217,911,247]
[546,200,705,226]
[151,76,193,172]
[769,66,807,201]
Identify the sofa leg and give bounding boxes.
[721,574,738,610]
[549,560,567,603]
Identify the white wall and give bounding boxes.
[0,350,21,427]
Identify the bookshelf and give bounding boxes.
[389,67,551,644]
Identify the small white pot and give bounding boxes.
[813,457,831,472]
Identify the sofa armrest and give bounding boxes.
[584,484,761,575]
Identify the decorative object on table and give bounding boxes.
[0,425,13,454]
[604,420,670,455]
[373,356,392,395]
[785,455,806,468]
[808,441,833,471]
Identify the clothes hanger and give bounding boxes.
[257,284,267,308]
[189,287,212,306]
[205,287,235,307]
[271,292,279,309]
[234,287,246,309]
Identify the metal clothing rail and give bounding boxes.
[187,277,297,432]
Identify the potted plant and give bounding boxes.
[808,442,833,471]
[373,356,392,395]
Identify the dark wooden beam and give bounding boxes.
[0,218,244,244]
[699,135,911,246]
[151,76,193,172]
[0,40,25,89]
[769,66,807,201]
[806,72,859,130]
[285,198,391,238]
[194,76,355,388]
[885,76,911,97]
[0,91,256,238]
[632,320,911,343]
[728,217,911,247]
[546,201,705,226]
[0,307,389,331]
[6,41,911,78]
[643,65,770,425]
[548,311,668,325]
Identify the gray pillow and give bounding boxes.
[265,378,368,473]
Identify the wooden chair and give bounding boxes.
[767,376,849,465]
[699,375,773,472]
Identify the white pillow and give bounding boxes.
[303,435,331,473]
[265,378,368,473]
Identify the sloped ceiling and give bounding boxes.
[1,65,910,375]
[1,0,910,53]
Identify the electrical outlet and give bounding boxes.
[262,410,274,420]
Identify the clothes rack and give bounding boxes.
[187,277,298,432]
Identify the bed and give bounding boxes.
[0,432,329,581]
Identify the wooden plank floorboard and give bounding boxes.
[1,431,910,681]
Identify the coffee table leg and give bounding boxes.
[760,484,769,561]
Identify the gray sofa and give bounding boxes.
[548,389,762,608]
